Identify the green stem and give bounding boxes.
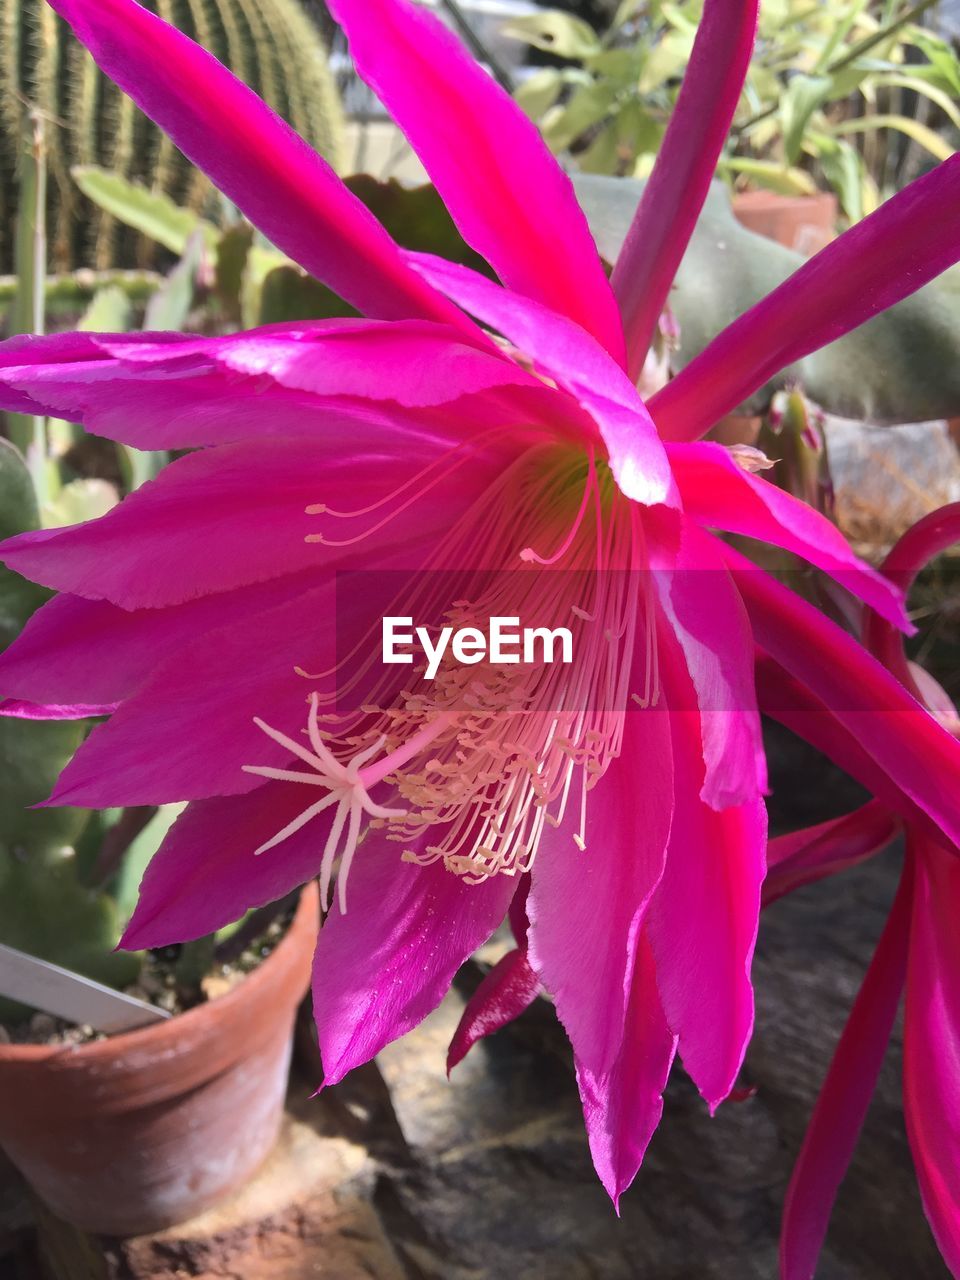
[8,111,48,506]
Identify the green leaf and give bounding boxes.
[831,113,954,163]
[0,440,47,653]
[903,27,960,96]
[77,284,133,333]
[573,173,960,423]
[116,443,169,493]
[637,31,696,94]
[144,230,204,331]
[111,804,186,925]
[780,73,833,164]
[72,166,219,256]
[721,155,818,195]
[577,100,663,175]
[872,72,960,133]
[501,9,601,59]
[42,478,118,529]
[807,132,864,221]
[543,81,621,152]
[514,68,565,122]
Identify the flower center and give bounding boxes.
[243,444,658,911]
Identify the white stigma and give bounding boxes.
[242,692,406,914]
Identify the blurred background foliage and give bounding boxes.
[509,0,960,221]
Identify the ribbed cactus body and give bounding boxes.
[1,0,344,270]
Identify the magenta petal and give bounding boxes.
[611,0,759,375]
[0,433,486,608]
[780,859,913,1280]
[669,441,910,629]
[329,0,624,362]
[904,835,960,1277]
[576,932,678,1208]
[121,781,333,948]
[409,254,675,507]
[181,321,538,406]
[527,702,673,1079]
[0,698,114,719]
[313,840,517,1085]
[446,945,541,1073]
[47,0,469,328]
[0,332,561,454]
[728,546,960,851]
[650,516,767,809]
[756,653,952,847]
[764,800,900,906]
[0,576,316,709]
[646,639,766,1109]
[651,155,960,441]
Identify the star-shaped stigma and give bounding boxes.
[242,692,407,913]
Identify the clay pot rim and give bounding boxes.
[0,880,319,1065]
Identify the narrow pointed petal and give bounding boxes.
[313,838,516,1085]
[904,835,960,1277]
[780,859,913,1280]
[668,441,910,629]
[329,0,625,363]
[527,703,673,1079]
[764,801,900,906]
[121,780,334,948]
[646,634,766,1109]
[409,254,675,506]
[0,433,499,608]
[728,546,960,850]
[651,155,960,441]
[576,933,678,1207]
[0,698,113,720]
[756,653,951,848]
[47,0,470,328]
[447,946,541,1072]
[0,576,317,710]
[45,580,339,806]
[0,329,562,453]
[650,516,767,808]
[611,0,759,376]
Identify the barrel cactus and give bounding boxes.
[0,0,345,270]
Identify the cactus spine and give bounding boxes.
[0,0,345,271]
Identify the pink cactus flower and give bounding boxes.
[2,0,960,1209]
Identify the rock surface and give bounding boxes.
[826,417,960,554]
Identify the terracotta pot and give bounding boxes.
[732,190,838,255]
[0,882,318,1236]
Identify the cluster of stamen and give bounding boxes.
[243,442,658,910]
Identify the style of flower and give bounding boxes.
[1,0,960,1213]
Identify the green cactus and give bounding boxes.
[0,0,345,272]
[0,439,142,1023]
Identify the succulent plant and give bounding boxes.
[0,0,344,271]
